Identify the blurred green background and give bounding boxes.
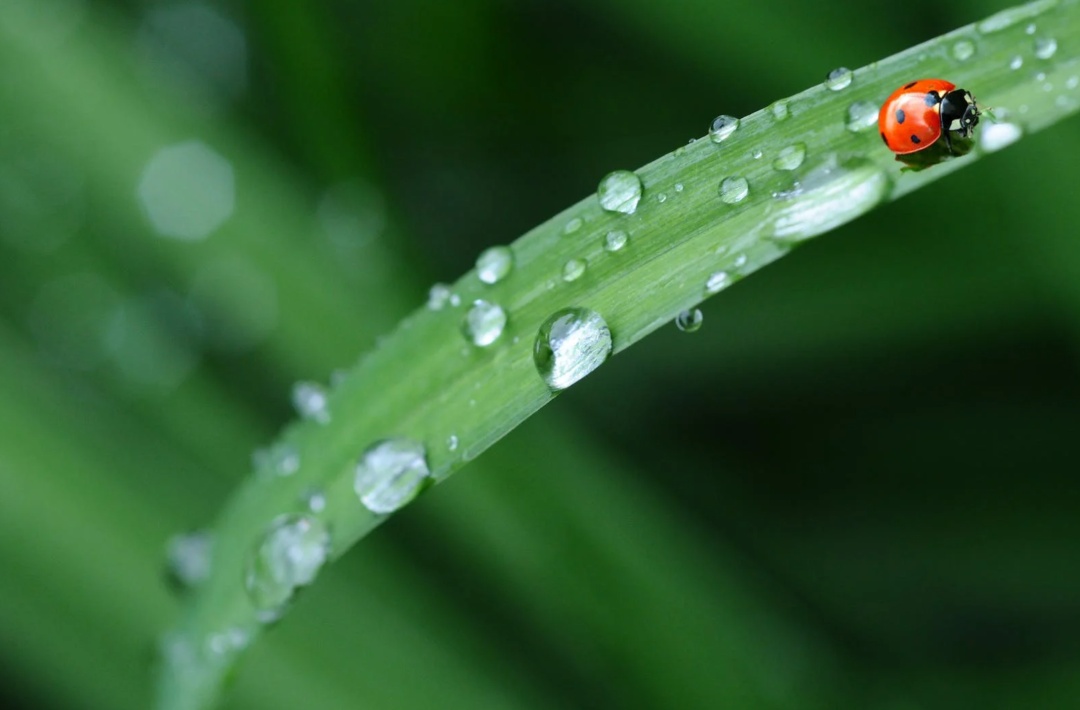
[3,0,1080,708]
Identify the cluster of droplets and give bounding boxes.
[244,514,331,622]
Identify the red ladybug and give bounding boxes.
[878,79,980,155]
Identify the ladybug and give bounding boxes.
[878,79,980,155]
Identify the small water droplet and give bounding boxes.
[1009,55,1023,70]
[597,170,642,215]
[674,182,684,193]
[206,627,250,659]
[675,309,703,333]
[462,300,507,347]
[253,442,300,477]
[534,308,612,391]
[771,101,790,121]
[845,100,878,132]
[768,155,890,243]
[563,217,583,235]
[1034,37,1057,59]
[656,193,668,204]
[981,122,1023,152]
[705,271,730,294]
[718,176,749,204]
[562,258,587,282]
[708,115,740,143]
[354,438,431,514]
[604,230,628,252]
[292,381,330,424]
[751,149,763,160]
[824,67,853,91]
[427,283,453,310]
[302,487,326,513]
[447,434,459,452]
[733,253,748,269]
[165,530,213,591]
[952,39,976,61]
[773,143,806,171]
[244,514,330,622]
[1066,76,1079,90]
[1037,71,1048,82]
[1026,23,1037,35]
[476,245,513,285]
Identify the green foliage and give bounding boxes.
[1,0,1079,709]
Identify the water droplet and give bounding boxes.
[354,438,431,514]
[708,115,739,143]
[1026,23,1037,35]
[253,442,300,477]
[427,283,453,310]
[562,258,587,282]
[1009,55,1023,70]
[244,514,330,621]
[292,381,330,424]
[771,101,790,121]
[534,308,612,391]
[981,122,1023,152]
[952,39,976,61]
[165,530,213,591]
[674,182,684,193]
[302,487,326,513]
[1034,37,1057,59]
[772,143,806,171]
[845,100,878,133]
[206,627,250,659]
[768,156,890,243]
[604,230,628,252]
[705,271,730,294]
[447,434,459,452]
[462,300,507,347]
[824,67,853,91]
[656,192,668,204]
[751,149,763,160]
[675,309,703,333]
[597,170,642,215]
[1066,76,1079,90]
[718,176,749,204]
[733,253,748,269]
[138,141,235,241]
[476,245,513,285]
[563,217,583,235]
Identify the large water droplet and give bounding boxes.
[824,67,852,91]
[1034,37,1057,59]
[768,156,890,243]
[708,115,739,143]
[981,122,1023,152]
[462,300,507,347]
[597,170,642,215]
[292,381,330,423]
[718,176,749,204]
[476,245,513,285]
[604,230,628,252]
[845,100,878,132]
[534,308,612,391]
[244,514,330,621]
[354,438,431,514]
[562,258,586,282]
[705,271,731,294]
[952,39,976,61]
[165,530,213,591]
[675,309,703,333]
[773,143,806,171]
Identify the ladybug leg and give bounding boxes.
[942,127,954,155]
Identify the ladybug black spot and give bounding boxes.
[903,81,917,89]
[910,135,921,144]
[925,91,940,106]
[895,109,906,124]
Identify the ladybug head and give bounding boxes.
[941,89,980,138]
